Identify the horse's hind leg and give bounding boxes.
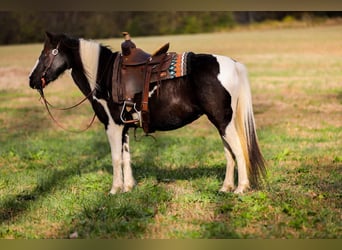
[220,142,236,192]
[222,122,250,194]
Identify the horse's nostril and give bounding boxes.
[29,79,39,89]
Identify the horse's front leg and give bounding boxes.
[122,128,135,192]
[106,123,124,194]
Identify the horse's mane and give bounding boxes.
[78,39,101,91]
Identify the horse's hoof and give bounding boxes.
[219,185,235,193]
[233,188,244,194]
[109,186,122,195]
[123,185,134,193]
[233,184,250,194]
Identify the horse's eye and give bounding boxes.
[42,50,49,57]
[39,54,46,61]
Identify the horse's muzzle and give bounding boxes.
[29,76,46,90]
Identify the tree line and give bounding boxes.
[0,11,340,45]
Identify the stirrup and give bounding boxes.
[120,101,141,126]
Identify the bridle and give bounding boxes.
[41,41,60,88]
[38,41,96,133]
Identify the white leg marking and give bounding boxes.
[122,133,136,192]
[94,97,124,194]
[220,144,235,192]
[107,123,124,194]
[223,123,250,194]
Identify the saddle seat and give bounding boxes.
[122,43,170,66]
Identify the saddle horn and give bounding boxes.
[121,32,136,56]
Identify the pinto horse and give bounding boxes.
[29,32,266,194]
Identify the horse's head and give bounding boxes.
[29,32,72,90]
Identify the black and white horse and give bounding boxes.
[29,32,266,194]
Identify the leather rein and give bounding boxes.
[38,42,96,133]
[38,89,96,133]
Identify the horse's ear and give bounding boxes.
[45,31,54,42]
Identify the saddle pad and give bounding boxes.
[168,52,190,79]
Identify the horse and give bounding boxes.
[29,32,266,194]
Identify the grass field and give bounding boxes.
[0,25,341,239]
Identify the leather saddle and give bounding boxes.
[112,32,175,133]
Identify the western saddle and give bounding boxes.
[112,32,175,133]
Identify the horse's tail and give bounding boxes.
[235,62,266,188]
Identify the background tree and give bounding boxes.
[0,11,341,45]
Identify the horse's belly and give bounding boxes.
[149,102,202,132]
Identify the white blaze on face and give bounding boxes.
[29,59,39,78]
[79,39,100,91]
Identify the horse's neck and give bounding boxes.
[94,49,116,99]
[97,49,116,89]
[71,68,93,97]
[70,47,116,99]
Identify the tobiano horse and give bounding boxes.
[29,32,266,194]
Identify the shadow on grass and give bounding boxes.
[0,103,65,224]
[100,132,228,183]
[0,106,50,143]
[0,130,110,226]
[307,163,342,208]
[66,183,172,238]
[0,168,79,223]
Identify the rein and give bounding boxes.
[41,87,95,111]
[38,88,96,133]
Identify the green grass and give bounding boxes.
[0,25,341,238]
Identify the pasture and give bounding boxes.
[0,25,341,238]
